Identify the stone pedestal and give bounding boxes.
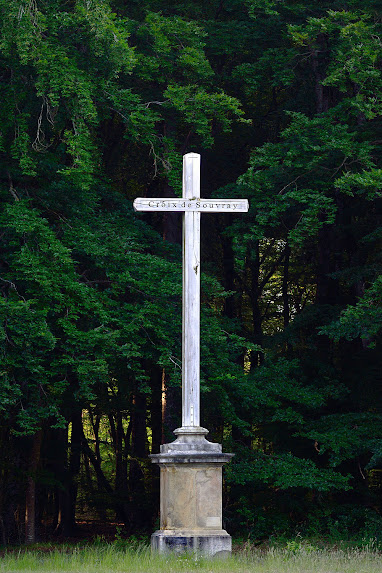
[150,427,233,557]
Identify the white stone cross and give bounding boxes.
[134,153,249,430]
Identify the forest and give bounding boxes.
[0,0,382,547]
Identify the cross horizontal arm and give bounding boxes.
[134,198,249,213]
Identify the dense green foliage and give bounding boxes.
[0,0,381,544]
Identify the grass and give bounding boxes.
[0,540,381,573]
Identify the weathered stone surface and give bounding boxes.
[150,428,233,556]
[152,428,233,465]
[158,463,223,530]
[151,530,232,557]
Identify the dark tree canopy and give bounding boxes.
[0,0,381,544]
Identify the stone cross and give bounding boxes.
[134,153,249,431]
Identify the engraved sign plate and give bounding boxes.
[133,198,249,213]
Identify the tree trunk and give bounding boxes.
[283,243,291,329]
[50,427,68,533]
[221,226,238,320]
[150,366,163,520]
[161,372,180,442]
[25,430,43,544]
[150,366,163,455]
[127,391,149,530]
[59,411,82,537]
[0,428,21,545]
[113,411,129,523]
[311,35,330,114]
[248,240,264,367]
[316,224,340,306]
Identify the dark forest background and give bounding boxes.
[1,0,382,546]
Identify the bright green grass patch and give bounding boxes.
[0,542,381,573]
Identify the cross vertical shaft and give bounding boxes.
[182,153,201,428]
[133,152,248,434]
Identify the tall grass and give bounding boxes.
[0,541,381,573]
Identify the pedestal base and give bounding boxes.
[150,427,233,557]
[151,529,231,557]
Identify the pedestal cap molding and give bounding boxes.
[150,426,233,464]
[150,452,234,465]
